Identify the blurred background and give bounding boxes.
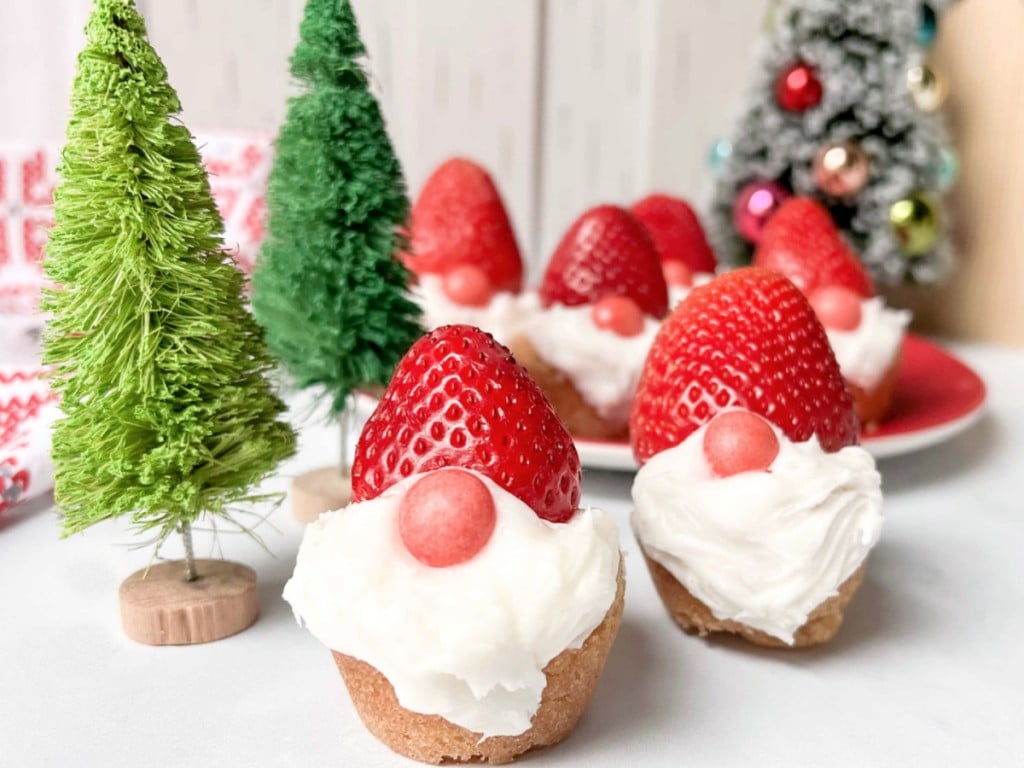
[1,0,1022,344]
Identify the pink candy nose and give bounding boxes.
[442,265,495,307]
[398,469,497,567]
[809,286,863,331]
[702,410,780,477]
[662,260,694,288]
[591,295,645,337]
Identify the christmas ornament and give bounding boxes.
[732,181,790,243]
[918,4,938,48]
[907,64,947,113]
[889,193,940,256]
[935,146,958,191]
[708,139,733,175]
[812,140,871,197]
[775,61,823,113]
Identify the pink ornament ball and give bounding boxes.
[703,410,780,477]
[732,181,790,243]
[398,469,497,568]
[591,295,645,337]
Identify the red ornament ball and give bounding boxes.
[398,469,497,568]
[703,411,780,478]
[732,180,790,243]
[591,295,645,337]
[775,61,823,113]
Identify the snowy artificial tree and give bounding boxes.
[707,0,959,285]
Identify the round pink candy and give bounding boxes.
[809,286,863,331]
[702,411,780,477]
[663,260,694,288]
[398,469,497,568]
[591,295,645,337]
[442,265,494,307]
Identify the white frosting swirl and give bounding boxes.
[631,417,883,644]
[283,470,621,737]
[410,275,539,346]
[523,304,660,426]
[827,297,911,389]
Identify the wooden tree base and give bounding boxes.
[119,559,259,646]
[291,466,352,524]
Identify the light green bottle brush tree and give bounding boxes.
[252,0,422,521]
[42,0,296,645]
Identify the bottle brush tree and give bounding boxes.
[707,0,958,285]
[42,0,296,589]
[252,0,422,484]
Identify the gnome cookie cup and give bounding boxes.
[284,325,623,764]
[629,269,883,649]
[402,158,538,347]
[510,205,668,440]
[755,197,910,427]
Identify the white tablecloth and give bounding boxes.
[2,342,1022,767]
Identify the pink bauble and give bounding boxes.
[732,181,790,243]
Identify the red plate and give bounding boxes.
[575,334,987,469]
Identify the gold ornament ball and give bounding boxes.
[813,140,871,197]
[889,194,941,256]
[906,64,947,113]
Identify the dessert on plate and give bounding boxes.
[509,205,668,441]
[630,268,883,648]
[630,193,717,307]
[755,197,911,426]
[402,158,537,346]
[284,324,623,764]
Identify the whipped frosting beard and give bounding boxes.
[631,419,883,644]
[283,470,620,737]
[827,297,911,389]
[410,274,539,346]
[523,304,661,427]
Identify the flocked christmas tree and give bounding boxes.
[252,0,422,501]
[42,0,296,617]
[708,0,959,285]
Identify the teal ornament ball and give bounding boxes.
[918,4,938,48]
[936,146,958,191]
[709,139,733,175]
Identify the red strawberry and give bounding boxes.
[402,158,523,293]
[630,267,858,463]
[540,205,669,318]
[754,197,874,298]
[352,324,581,523]
[630,193,716,274]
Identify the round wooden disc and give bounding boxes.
[291,466,352,524]
[119,559,259,646]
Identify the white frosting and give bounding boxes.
[411,275,539,346]
[827,297,911,389]
[523,304,660,427]
[283,470,621,737]
[667,271,714,309]
[631,417,883,644]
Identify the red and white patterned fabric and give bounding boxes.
[0,133,271,518]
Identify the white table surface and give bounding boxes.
[2,341,1022,768]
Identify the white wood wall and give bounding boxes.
[2,0,1023,344]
